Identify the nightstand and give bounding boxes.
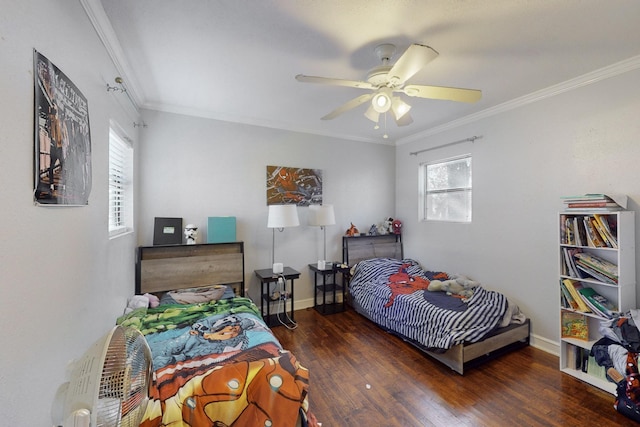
[254,267,300,327]
[309,263,348,314]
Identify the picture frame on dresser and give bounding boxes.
[153,217,183,245]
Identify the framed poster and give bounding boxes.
[266,165,322,206]
[34,50,92,205]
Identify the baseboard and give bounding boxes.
[295,297,316,310]
[529,333,559,356]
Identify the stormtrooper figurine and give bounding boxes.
[184,224,198,245]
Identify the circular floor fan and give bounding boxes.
[53,325,152,427]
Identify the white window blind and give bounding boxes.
[109,127,133,237]
[420,155,472,223]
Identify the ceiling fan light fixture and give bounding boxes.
[391,97,411,120]
[371,88,392,113]
[364,104,380,123]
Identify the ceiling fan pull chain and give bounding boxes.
[383,112,388,139]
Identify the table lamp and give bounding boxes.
[308,204,335,268]
[267,204,300,272]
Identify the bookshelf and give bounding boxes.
[558,210,635,394]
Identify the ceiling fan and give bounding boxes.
[296,43,481,127]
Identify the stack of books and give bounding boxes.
[573,252,618,284]
[560,214,618,248]
[578,286,617,318]
[561,194,627,211]
[561,279,618,319]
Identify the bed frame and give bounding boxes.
[135,242,245,296]
[133,242,306,427]
[344,234,530,374]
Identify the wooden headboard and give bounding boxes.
[342,234,403,266]
[135,242,245,296]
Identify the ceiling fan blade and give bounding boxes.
[395,111,413,127]
[387,44,439,85]
[296,74,373,90]
[321,94,373,120]
[402,84,482,103]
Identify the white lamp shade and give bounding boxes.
[364,104,380,123]
[391,96,411,120]
[267,204,300,228]
[371,88,392,113]
[308,204,335,226]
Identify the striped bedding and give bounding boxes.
[349,258,508,350]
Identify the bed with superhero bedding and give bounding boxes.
[117,286,316,427]
[122,243,318,427]
[348,257,530,374]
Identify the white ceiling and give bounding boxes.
[90,0,640,144]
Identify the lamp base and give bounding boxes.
[272,263,284,274]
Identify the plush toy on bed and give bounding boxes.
[124,293,160,314]
[427,275,479,300]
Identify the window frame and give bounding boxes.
[419,154,472,223]
[108,122,134,238]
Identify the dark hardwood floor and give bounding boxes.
[272,307,637,427]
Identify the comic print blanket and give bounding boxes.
[117,297,309,427]
[349,258,508,350]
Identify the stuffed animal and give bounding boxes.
[346,223,359,236]
[144,292,160,308]
[124,295,149,314]
[368,224,379,235]
[391,219,402,235]
[427,275,479,299]
[124,293,160,314]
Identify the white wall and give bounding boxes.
[137,109,396,305]
[0,1,141,425]
[396,66,640,352]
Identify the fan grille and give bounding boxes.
[97,327,151,427]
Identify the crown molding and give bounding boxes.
[144,101,388,145]
[81,0,640,146]
[397,54,640,145]
[80,0,142,109]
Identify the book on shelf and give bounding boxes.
[564,216,575,245]
[573,252,618,284]
[577,287,617,319]
[561,194,628,211]
[587,354,608,381]
[578,296,606,318]
[593,214,618,248]
[561,247,582,278]
[583,216,606,247]
[562,279,591,313]
[562,311,589,340]
[589,216,614,248]
[560,281,580,310]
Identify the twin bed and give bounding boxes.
[120,243,312,427]
[118,236,530,425]
[344,234,530,374]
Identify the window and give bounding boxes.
[420,155,472,222]
[109,124,134,237]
